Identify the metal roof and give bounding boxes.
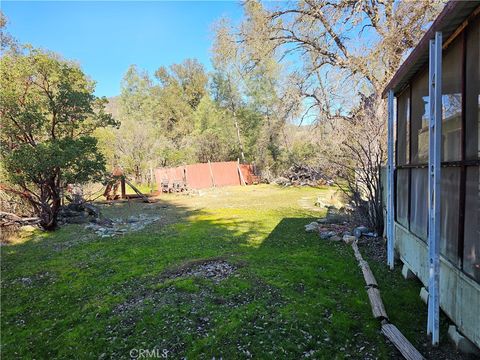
[382,0,480,98]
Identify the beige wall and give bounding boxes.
[395,222,480,348]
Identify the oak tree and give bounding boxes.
[0,47,117,229]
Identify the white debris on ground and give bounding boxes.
[304,219,378,245]
[85,214,161,237]
[167,260,236,284]
[304,222,319,232]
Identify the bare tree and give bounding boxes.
[234,0,442,232]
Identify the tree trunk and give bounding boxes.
[233,110,246,163]
[41,196,60,230]
[38,179,61,230]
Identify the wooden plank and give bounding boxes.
[381,323,425,360]
[208,160,216,188]
[121,178,126,199]
[237,159,246,186]
[360,260,378,288]
[351,242,363,262]
[367,287,388,320]
[124,179,150,203]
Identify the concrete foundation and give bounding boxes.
[420,287,429,304]
[402,263,416,280]
[395,223,480,349]
[448,325,480,356]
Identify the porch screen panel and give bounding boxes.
[397,89,410,165]
[440,167,460,264]
[410,168,428,240]
[466,16,479,160]
[464,166,480,282]
[411,70,429,164]
[396,169,409,227]
[441,37,462,161]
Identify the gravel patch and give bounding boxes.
[162,259,236,284]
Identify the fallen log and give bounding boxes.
[381,323,425,360]
[367,287,388,320]
[360,260,378,287]
[351,241,363,261]
[0,211,40,226]
[350,240,425,360]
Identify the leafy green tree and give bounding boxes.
[192,96,237,162]
[155,58,208,110]
[112,65,162,182]
[0,47,117,229]
[212,6,300,175]
[154,58,208,142]
[0,11,17,52]
[107,60,213,182]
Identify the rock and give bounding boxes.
[330,235,342,242]
[343,235,356,244]
[83,203,100,218]
[66,213,90,224]
[94,217,114,227]
[305,222,319,232]
[20,277,32,285]
[86,214,160,237]
[57,202,101,226]
[354,226,369,239]
[319,231,336,239]
[343,231,352,237]
[317,218,328,224]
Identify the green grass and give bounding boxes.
[125,182,156,195]
[1,185,428,359]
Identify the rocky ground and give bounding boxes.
[85,214,162,238]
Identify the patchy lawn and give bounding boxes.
[0,185,462,359]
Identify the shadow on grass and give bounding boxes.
[0,197,270,358]
[1,196,435,359]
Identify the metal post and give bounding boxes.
[427,32,442,346]
[387,89,395,270]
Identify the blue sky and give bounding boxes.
[2,1,244,97]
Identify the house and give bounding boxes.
[383,0,479,351]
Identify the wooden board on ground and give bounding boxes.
[367,287,388,320]
[381,323,425,360]
[351,241,363,261]
[124,179,150,203]
[360,260,378,287]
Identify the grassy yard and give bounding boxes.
[0,185,453,359]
